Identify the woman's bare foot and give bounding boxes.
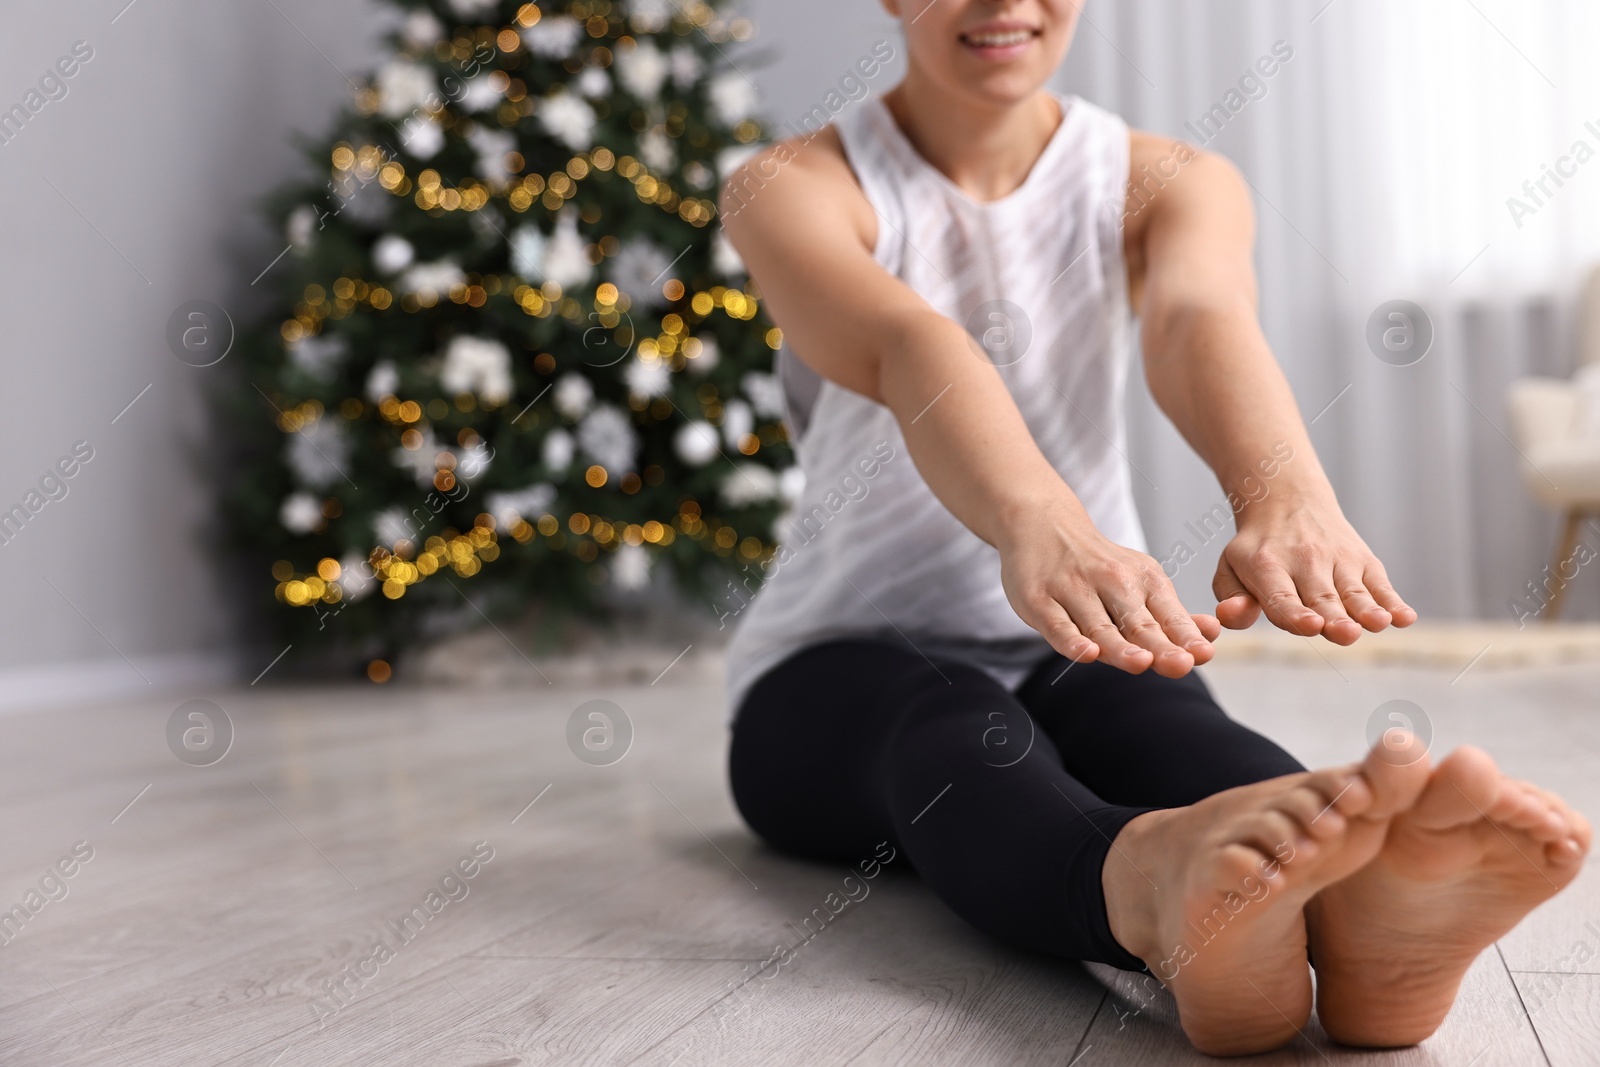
[1103,736,1432,1056]
[1308,746,1591,1047]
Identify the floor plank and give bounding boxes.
[1511,970,1600,1066]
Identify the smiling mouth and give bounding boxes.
[959,27,1041,49]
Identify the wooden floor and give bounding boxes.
[2,654,1597,1065]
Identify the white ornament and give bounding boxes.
[371,234,415,274]
[402,11,444,49]
[624,358,671,399]
[687,335,720,374]
[468,127,516,185]
[455,439,494,481]
[709,71,759,126]
[683,160,714,190]
[721,398,753,448]
[339,552,376,601]
[391,427,440,486]
[366,360,400,401]
[374,507,416,547]
[459,75,502,114]
[538,91,596,151]
[279,492,323,534]
[287,205,317,250]
[577,404,639,473]
[400,114,445,159]
[611,542,652,590]
[286,418,351,490]
[742,371,784,418]
[713,229,746,276]
[377,61,438,118]
[670,44,703,90]
[523,17,583,58]
[675,420,720,466]
[510,226,546,280]
[721,462,778,507]
[543,428,575,470]
[608,239,674,310]
[439,336,514,406]
[616,40,669,101]
[400,259,466,297]
[288,335,348,382]
[553,373,594,420]
[542,211,593,290]
[638,128,676,173]
[627,0,672,33]
[575,67,612,99]
[486,483,556,530]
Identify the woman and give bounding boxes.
[718,0,1588,1055]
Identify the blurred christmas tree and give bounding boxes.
[223,0,795,670]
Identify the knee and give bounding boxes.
[892,661,1038,769]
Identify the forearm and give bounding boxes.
[1143,302,1337,519]
[876,314,1091,549]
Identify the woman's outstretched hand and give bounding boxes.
[998,500,1221,678]
[1212,494,1417,643]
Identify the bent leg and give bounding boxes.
[1013,656,1305,807]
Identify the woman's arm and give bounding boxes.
[722,131,1219,677]
[1127,132,1417,642]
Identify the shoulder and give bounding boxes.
[718,126,875,249]
[1124,129,1251,237]
[1126,130,1247,204]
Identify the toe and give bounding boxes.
[1302,766,1373,818]
[1273,785,1347,840]
[1404,746,1498,829]
[1358,732,1432,818]
[1233,810,1311,865]
[1494,783,1565,840]
[1547,836,1587,866]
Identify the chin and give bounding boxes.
[958,66,1052,108]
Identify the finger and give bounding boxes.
[1238,555,1325,636]
[1290,559,1362,646]
[1142,583,1215,667]
[1103,596,1195,679]
[1333,558,1392,632]
[1364,560,1418,627]
[1032,599,1098,663]
[1191,614,1223,642]
[1063,591,1153,675]
[1212,557,1262,630]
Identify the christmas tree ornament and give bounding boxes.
[371,234,415,274]
[674,420,720,466]
[553,373,594,420]
[577,404,639,473]
[279,492,324,534]
[537,91,597,151]
[439,336,514,407]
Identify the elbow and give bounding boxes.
[1141,298,1252,358]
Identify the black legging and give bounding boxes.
[729,637,1305,971]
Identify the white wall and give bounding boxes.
[0,0,387,697]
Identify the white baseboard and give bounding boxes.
[0,652,240,715]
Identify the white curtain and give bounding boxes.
[1054,0,1600,621]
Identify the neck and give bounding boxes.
[882,72,1061,202]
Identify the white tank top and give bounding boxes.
[724,93,1143,718]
